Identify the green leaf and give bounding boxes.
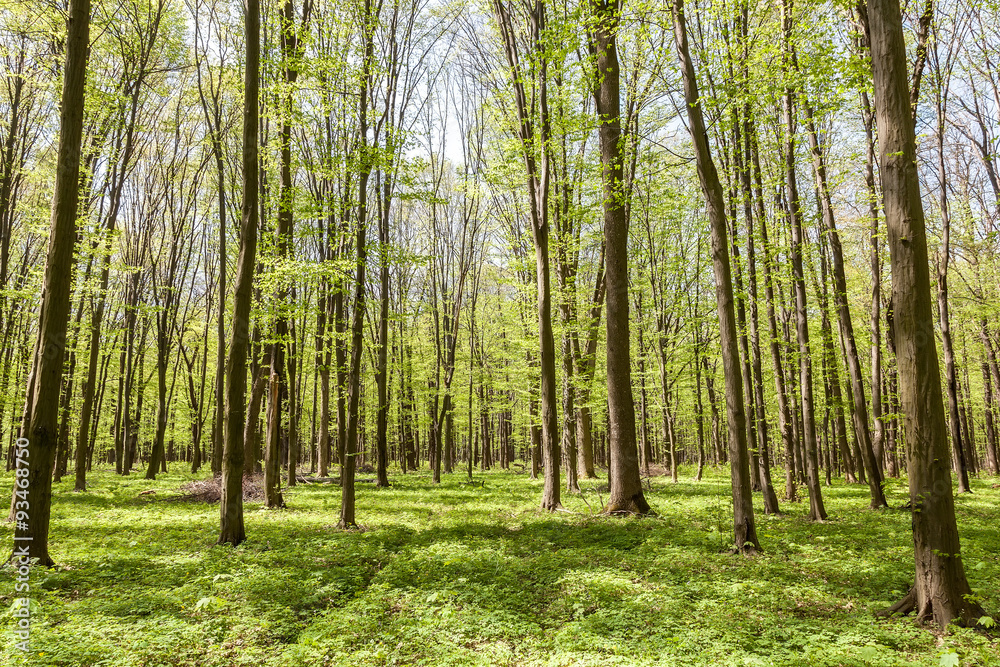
[194,596,227,612]
[938,649,960,667]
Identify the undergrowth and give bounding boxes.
[1,465,998,666]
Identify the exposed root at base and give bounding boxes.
[876,586,918,619]
[727,548,760,556]
[602,496,656,517]
[876,586,986,630]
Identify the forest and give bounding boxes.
[2,0,1000,662]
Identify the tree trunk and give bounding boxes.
[375,203,391,488]
[867,0,984,628]
[591,0,648,515]
[801,102,886,507]
[749,127,796,502]
[218,0,260,546]
[932,78,971,493]
[781,0,826,521]
[493,0,560,509]
[145,324,169,480]
[735,110,779,514]
[859,87,887,479]
[340,0,376,525]
[981,322,1000,475]
[672,0,759,552]
[11,0,90,566]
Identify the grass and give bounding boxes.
[1,464,999,666]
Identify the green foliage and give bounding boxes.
[2,468,999,666]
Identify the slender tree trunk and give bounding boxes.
[932,82,970,493]
[981,322,1000,475]
[375,208,391,488]
[145,321,169,480]
[316,288,331,477]
[859,87,887,478]
[749,127,796,501]
[574,250,605,480]
[218,0,260,546]
[340,0,376,525]
[781,0,826,521]
[735,111,779,514]
[694,338,705,480]
[982,358,999,476]
[801,103,886,507]
[672,0,759,552]
[493,0,560,509]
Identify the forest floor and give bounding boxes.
[1,465,999,666]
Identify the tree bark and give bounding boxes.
[931,66,970,493]
[672,0,759,552]
[493,0,560,509]
[218,0,260,546]
[591,0,649,515]
[10,0,90,566]
[868,0,984,628]
[749,127,797,502]
[781,0,826,521]
[801,102,886,507]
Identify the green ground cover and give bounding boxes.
[1,467,998,666]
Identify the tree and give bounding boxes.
[866,0,985,629]
[780,0,825,522]
[218,0,261,547]
[927,6,971,494]
[9,0,90,566]
[589,0,649,515]
[671,0,760,553]
[492,0,561,510]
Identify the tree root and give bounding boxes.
[602,494,655,517]
[876,586,918,619]
[876,585,985,630]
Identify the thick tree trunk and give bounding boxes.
[867,0,984,628]
[592,0,648,515]
[11,0,90,566]
[672,0,759,552]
